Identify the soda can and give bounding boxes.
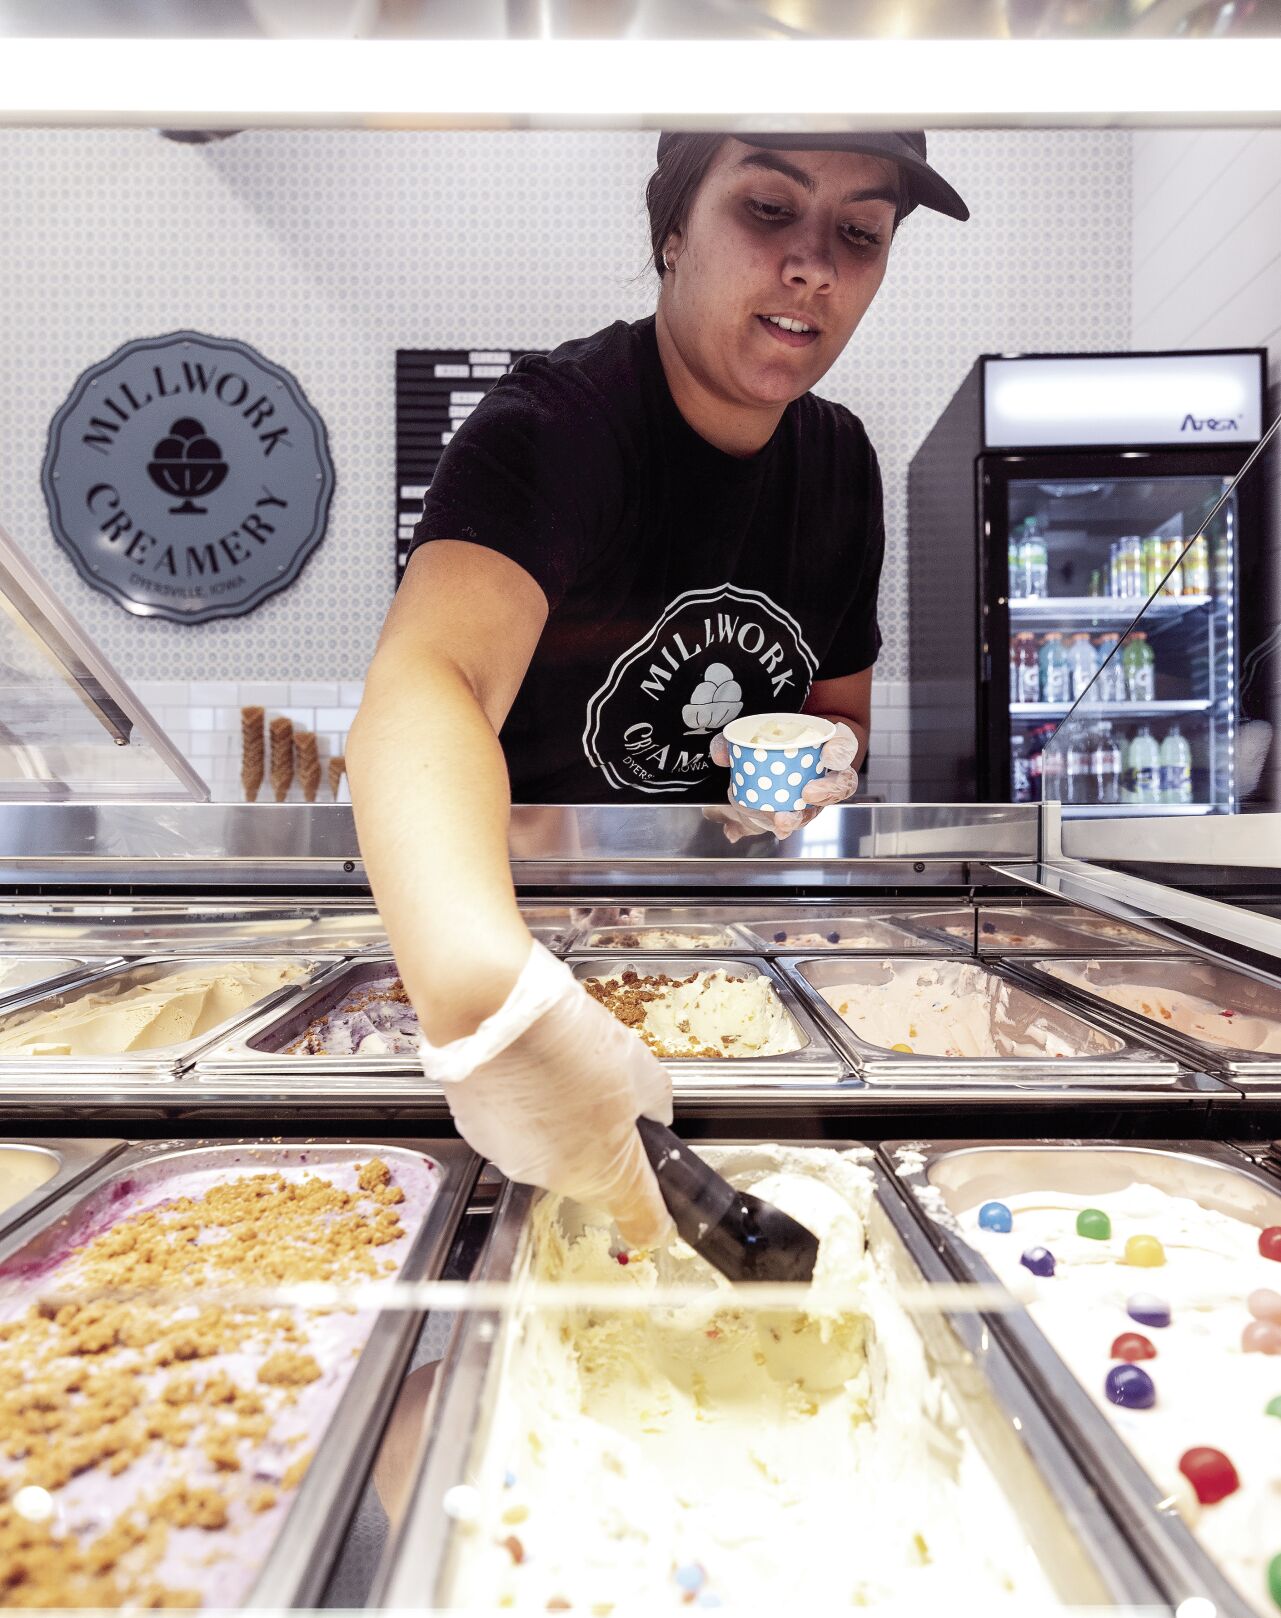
[1141,536,1164,598]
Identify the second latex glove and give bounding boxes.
[707,721,860,841]
[419,940,673,1247]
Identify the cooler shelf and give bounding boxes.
[1012,699,1212,719]
[1008,595,1210,624]
[1058,802,1215,817]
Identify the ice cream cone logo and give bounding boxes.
[147,417,228,514]
[682,663,742,734]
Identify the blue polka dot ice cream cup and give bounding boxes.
[722,713,836,813]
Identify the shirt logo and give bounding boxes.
[42,330,334,623]
[582,583,817,794]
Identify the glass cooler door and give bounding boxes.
[998,466,1238,816]
[0,520,206,800]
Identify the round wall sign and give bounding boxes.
[42,331,335,623]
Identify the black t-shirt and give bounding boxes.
[408,316,884,802]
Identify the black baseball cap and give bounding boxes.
[655,130,969,222]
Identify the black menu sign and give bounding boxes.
[395,346,543,582]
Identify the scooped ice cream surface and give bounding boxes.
[286,973,420,1055]
[444,1145,1062,1610]
[739,715,832,747]
[584,968,802,1058]
[1044,960,1281,1054]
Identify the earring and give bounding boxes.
[663,252,673,272]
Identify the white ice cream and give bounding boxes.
[960,1175,1281,1615]
[1043,960,1281,1055]
[585,968,803,1058]
[735,715,831,748]
[818,961,1091,1060]
[446,1147,1062,1612]
[588,928,739,950]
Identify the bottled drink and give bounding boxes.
[1107,540,1121,598]
[1159,724,1193,805]
[1161,537,1184,598]
[1088,568,1103,598]
[1091,721,1123,805]
[1116,536,1144,599]
[1010,733,1031,802]
[1126,726,1162,805]
[1041,737,1065,801]
[1065,727,1093,805]
[1184,534,1210,597]
[1022,521,1049,598]
[1028,735,1043,800]
[1122,632,1155,702]
[1067,632,1098,701]
[1093,633,1124,702]
[1039,632,1070,705]
[1212,531,1233,596]
[1141,536,1165,598]
[1008,531,1023,599]
[1012,632,1040,703]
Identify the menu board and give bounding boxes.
[394,346,543,582]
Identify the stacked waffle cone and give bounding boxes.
[269,716,294,803]
[240,707,264,803]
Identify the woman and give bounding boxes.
[349,131,967,1244]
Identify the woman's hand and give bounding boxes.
[706,722,860,842]
[420,941,673,1247]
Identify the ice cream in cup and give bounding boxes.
[722,712,836,813]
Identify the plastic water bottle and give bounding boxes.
[1065,728,1093,805]
[1126,726,1162,805]
[1093,634,1124,703]
[1010,733,1031,802]
[1159,725,1193,805]
[1012,633,1041,703]
[1122,633,1155,703]
[1091,721,1122,805]
[1067,633,1098,701]
[1039,633,1070,705]
[1008,531,1024,599]
[1024,521,1049,598]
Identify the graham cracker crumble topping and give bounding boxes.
[0,1157,406,1608]
[584,971,725,1059]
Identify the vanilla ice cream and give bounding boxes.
[444,1146,1062,1611]
[0,1145,57,1214]
[959,1173,1281,1615]
[737,715,832,747]
[587,928,739,950]
[0,959,310,1057]
[1043,959,1281,1055]
[584,967,803,1058]
[817,961,1091,1060]
[0,958,81,999]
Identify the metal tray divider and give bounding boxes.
[0,1135,481,1610]
[777,954,1186,1088]
[0,1136,126,1241]
[884,1137,1279,1618]
[1008,955,1281,1083]
[375,1148,1160,1610]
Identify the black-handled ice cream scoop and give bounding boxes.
[636,1118,819,1284]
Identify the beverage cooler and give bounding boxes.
[907,349,1266,814]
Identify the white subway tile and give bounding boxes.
[340,682,365,707]
[239,682,290,706]
[316,708,355,733]
[189,681,237,705]
[292,682,338,706]
[188,708,215,732]
[273,707,315,729]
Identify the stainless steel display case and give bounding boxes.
[0,1135,481,1609]
[0,954,115,1005]
[0,900,385,955]
[0,954,339,1087]
[733,908,954,953]
[373,1146,1159,1610]
[887,1139,1281,1618]
[783,955,1192,1092]
[0,1135,124,1238]
[1013,954,1281,1086]
[568,955,847,1083]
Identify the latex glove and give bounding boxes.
[707,722,860,842]
[419,940,673,1247]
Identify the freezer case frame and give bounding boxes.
[0,1134,481,1609]
[780,954,1197,1095]
[1010,952,1281,1086]
[372,1145,1160,1610]
[886,1137,1281,1618]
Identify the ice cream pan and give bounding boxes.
[0,955,112,1007]
[0,954,337,1083]
[568,905,756,952]
[569,955,845,1081]
[967,905,1175,956]
[0,900,385,954]
[784,956,1183,1085]
[516,905,580,954]
[0,1136,125,1240]
[735,911,950,953]
[0,1135,481,1609]
[373,1144,1157,1610]
[195,957,426,1079]
[1012,955,1281,1081]
[887,1138,1281,1618]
